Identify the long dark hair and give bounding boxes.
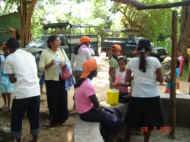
[47,35,58,48]
[137,39,151,72]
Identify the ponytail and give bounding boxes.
[137,39,151,73]
[139,51,146,72]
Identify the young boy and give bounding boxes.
[112,56,130,103]
[4,38,40,142]
[109,44,122,88]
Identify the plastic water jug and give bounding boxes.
[107,89,119,106]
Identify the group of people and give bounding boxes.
[109,44,130,102]
[0,38,40,142]
[108,40,164,142]
[0,35,96,142]
[73,39,164,142]
[0,33,178,142]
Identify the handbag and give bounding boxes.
[60,48,72,80]
[60,65,72,80]
[101,108,123,129]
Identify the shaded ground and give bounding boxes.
[0,108,76,142]
[1,53,190,142]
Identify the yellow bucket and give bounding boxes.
[106,89,119,106]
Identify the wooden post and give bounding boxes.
[170,10,177,139]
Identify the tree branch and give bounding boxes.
[139,0,190,10]
[112,0,190,10]
[112,0,146,10]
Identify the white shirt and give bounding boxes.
[71,45,91,71]
[4,49,40,99]
[115,68,126,84]
[127,56,161,98]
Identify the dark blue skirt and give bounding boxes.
[125,96,164,128]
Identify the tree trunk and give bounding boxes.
[178,4,190,58]
[19,0,37,47]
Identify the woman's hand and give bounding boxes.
[60,62,66,68]
[112,82,120,88]
[8,74,17,83]
[89,95,99,109]
[96,106,104,111]
[45,60,55,70]
[156,68,163,83]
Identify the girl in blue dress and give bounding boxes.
[0,44,14,111]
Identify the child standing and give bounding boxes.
[112,56,130,103]
[0,44,13,111]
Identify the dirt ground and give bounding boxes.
[0,98,76,142]
[1,53,190,142]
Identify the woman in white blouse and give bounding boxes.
[39,35,69,127]
[125,39,163,142]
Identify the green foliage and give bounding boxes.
[1,0,178,44]
[114,0,173,51]
[1,0,19,15]
[31,8,45,39]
